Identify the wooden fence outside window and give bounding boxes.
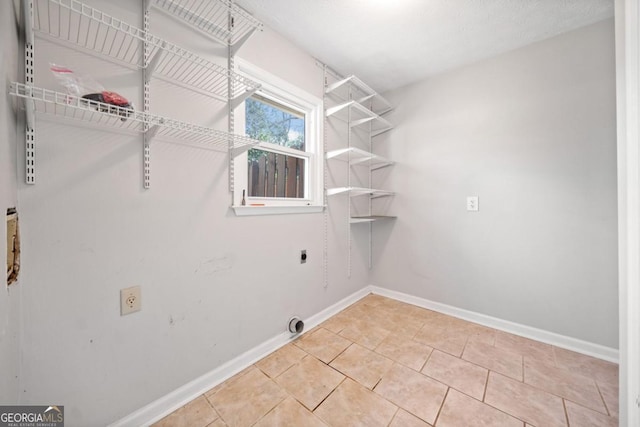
[248,152,305,198]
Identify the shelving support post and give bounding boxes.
[142,0,152,189]
[228,3,236,196]
[23,0,35,185]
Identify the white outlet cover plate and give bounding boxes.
[467,196,479,211]
[120,286,141,316]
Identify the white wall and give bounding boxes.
[373,19,618,348]
[0,0,21,405]
[10,1,620,423]
[15,1,367,425]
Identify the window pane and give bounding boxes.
[248,149,306,198]
[246,96,305,151]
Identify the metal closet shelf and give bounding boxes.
[325,147,393,170]
[150,0,263,53]
[325,100,393,136]
[326,187,394,198]
[10,83,260,152]
[324,70,396,274]
[33,0,260,103]
[349,215,397,224]
[325,75,393,116]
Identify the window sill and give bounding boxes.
[232,205,325,216]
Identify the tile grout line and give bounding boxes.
[249,356,328,426]
[457,374,531,426]
[516,359,612,417]
[459,333,471,359]
[384,407,400,427]
[248,391,287,427]
[326,340,354,364]
[372,375,384,391]
[373,345,430,374]
[459,345,524,383]
[273,355,307,380]
[205,395,229,427]
[311,377,347,412]
[482,369,490,402]
[205,396,224,426]
[169,295,616,427]
[594,380,612,417]
[562,398,571,426]
[208,393,227,424]
[422,372,487,406]
[418,346,435,372]
[431,386,451,426]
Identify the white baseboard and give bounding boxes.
[112,284,618,426]
[108,286,372,427]
[369,286,619,363]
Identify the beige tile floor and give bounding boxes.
[152,294,619,427]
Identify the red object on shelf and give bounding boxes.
[102,91,130,107]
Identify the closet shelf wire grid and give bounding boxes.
[151,0,262,47]
[10,82,260,152]
[33,0,260,101]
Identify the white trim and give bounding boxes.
[232,58,324,213]
[369,286,619,363]
[112,284,621,426]
[616,0,640,424]
[108,287,371,427]
[236,59,322,109]
[254,141,309,158]
[232,205,324,216]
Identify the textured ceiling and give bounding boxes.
[235,0,614,93]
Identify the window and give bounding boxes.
[246,95,306,199]
[233,60,323,215]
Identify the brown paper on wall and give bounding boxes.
[6,209,20,285]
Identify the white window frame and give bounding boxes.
[232,59,324,216]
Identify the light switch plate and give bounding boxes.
[467,196,479,211]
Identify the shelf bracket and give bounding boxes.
[24,96,35,129]
[229,85,260,110]
[350,156,374,166]
[229,27,257,56]
[371,126,393,137]
[230,143,254,158]
[325,147,351,160]
[350,117,376,127]
[358,94,375,104]
[326,102,351,117]
[144,41,166,84]
[325,75,352,94]
[370,161,394,171]
[145,124,161,143]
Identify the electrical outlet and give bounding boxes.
[467,196,479,212]
[120,286,141,316]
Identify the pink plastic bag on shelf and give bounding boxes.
[50,63,134,121]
